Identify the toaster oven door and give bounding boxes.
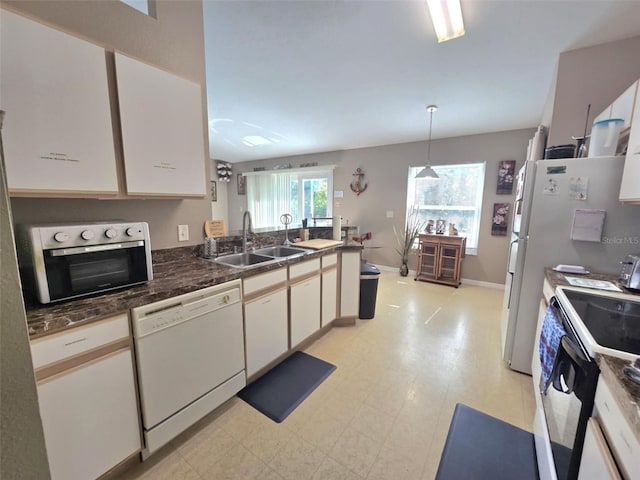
[41,241,149,302]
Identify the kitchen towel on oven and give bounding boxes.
[539,303,567,394]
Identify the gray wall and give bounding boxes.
[1,124,50,478]
[229,128,534,285]
[3,0,212,250]
[548,35,640,147]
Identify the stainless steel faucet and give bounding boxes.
[242,211,253,253]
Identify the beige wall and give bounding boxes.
[3,0,212,250]
[548,35,640,147]
[229,128,534,285]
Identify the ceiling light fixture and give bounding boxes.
[427,0,465,43]
[416,105,440,179]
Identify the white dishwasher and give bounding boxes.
[131,280,245,458]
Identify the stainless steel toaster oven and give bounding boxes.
[16,222,153,304]
[619,254,640,290]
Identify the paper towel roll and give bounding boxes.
[332,216,341,240]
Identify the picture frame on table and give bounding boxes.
[237,173,246,195]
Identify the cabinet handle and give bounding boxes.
[619,432,632,452]
[64,337,87,347]
[261,299,271,305]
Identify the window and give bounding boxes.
[246,167,333,229]
[407,163,485,254]
[119,0,154,16]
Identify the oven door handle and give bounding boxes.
[48,241,144,256]
[552,336,598,400]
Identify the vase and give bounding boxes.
[399,263,409,277]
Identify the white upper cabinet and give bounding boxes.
[0,9,118,195]
[619,80,640,202]
[115,52,206,197]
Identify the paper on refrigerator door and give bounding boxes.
[570,209,605,242]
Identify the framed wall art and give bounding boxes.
[497,160,516,194]
[237,173,246,195]
[210,180,217,202]
[491,203,510,236]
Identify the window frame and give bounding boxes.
[407,162,486,255]
[244,166,334,230]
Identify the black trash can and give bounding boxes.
[359,263,381,319]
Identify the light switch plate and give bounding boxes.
[178,224,189,241]
[386,211,394,218]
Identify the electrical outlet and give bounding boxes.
[178,224,189,242]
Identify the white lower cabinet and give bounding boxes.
[244,288,288,376]
[578,418,621,480]
[340,251,361,318]
[290,275,321,347]
[33,314,140,480]
[322,267,338,327]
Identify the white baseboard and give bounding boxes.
[461,278,505,290]
[372,264,504,290]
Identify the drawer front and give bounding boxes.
[595,379,640,479]
[31,314,130,369]
[290,258,321,280]
[322,253,338,268]
[243,267,287,296]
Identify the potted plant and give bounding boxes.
[393,206,427,276]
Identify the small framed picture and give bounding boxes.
[497,160,516,194]
[237,173,246,195]
[210,180,217,202]
[491,203,510,236]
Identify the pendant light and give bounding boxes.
[416,105,440,179]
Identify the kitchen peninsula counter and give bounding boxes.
[25,244,362,339]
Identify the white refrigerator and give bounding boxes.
[501,155,640,374]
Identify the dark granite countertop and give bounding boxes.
[26,243,361,339]
[596,354,640,444]
[544,268,640,442]
[543,267,629,291]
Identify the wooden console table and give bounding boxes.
[415,234,466,287]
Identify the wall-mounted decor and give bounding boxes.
[237,173,246,195]
[350,167,368,196]
[491,203,510,236]
[216,161,232,182]
[210,180,217,202]
[497,160,516,194]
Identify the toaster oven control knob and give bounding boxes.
[125,227,140,237]
[53,232,69,243]
[105,228,117,239]
[81,230,95,241]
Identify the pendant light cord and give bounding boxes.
[427,108,433,165]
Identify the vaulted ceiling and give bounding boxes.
[203,0,640,162]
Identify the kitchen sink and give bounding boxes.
[211,252,276,269]
[253,246,312,258]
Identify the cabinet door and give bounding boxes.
[620,83,640,202]
[437,244,461,282]
[0,10,118,195]
[115,52,206,196]
[37,349,140,480]
[244,289,288,377]
[322,268,338,327]
[290,275,321,347]
[577,419,621,480]
[418,242,439,278]
[340,251,361,318]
